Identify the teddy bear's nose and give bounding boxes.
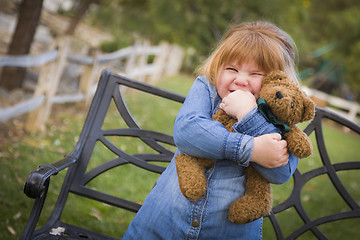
[276,91,284,99]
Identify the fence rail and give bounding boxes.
[304,87,360,123]
[0,96,45,122]
[2,36,357,131]
[0,37,184,131]
[0,50,58,67]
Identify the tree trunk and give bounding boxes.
[66,0,94,35]
[0,0,44,90]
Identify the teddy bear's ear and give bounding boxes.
[302,97,316,121]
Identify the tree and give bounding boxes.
[90,0,292,69]
[66,0,97,35]
[301,0,360,100]
[0,0,44,90]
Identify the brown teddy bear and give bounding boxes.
[175,70,315,224]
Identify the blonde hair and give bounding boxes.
[197,21,299,85]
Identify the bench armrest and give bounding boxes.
[24,155,77,199]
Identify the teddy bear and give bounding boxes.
[175,70,315,224]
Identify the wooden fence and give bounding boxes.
[0,36,184,131]
[303,87,360,123]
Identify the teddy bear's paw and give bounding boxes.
[175,154,209,202]
[179,173,208,202]
[228,201,258,224]
[228,211,252,224]
[178,179,207,202]
[287,134,313,159]
[228,208,267,224]
[291,144,313,159]
[228,197,271,224]
[183,181,207,202]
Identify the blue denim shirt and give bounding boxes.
[122,76,299,240]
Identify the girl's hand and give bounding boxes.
[220,90,257,120]
[250,133,289,168]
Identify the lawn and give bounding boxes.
[0,74,359,239]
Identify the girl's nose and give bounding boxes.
[234,74,248,86]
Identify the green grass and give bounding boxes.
[0,74,359,239]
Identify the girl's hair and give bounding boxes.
[197,21,299,85]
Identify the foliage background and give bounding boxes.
[85,0,360,99]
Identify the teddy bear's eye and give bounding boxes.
[276,91,284,99]
[291,102,294,108]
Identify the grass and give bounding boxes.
[0,74,359,239]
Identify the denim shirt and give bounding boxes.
[122,76,299,240]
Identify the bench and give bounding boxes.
[20,69,360,239]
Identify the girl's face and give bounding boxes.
[216,60,265,99]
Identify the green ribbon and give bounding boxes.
[257,98,290,134]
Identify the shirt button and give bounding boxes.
[192,220,199,228]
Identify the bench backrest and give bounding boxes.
[64,69,185,211]
[22,69,360,239]
[267,106,360,239]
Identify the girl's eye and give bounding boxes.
[226,67,238,72]
[250,72,264,76]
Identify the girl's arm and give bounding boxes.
[174,76,253,167]
[233,108,299,184]
[220,90,291,170]
[251,154,298,185]
[174,76,299,183]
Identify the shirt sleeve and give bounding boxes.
[233,108,299,184]
[173,77,253,167]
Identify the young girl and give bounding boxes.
[122,21,300,240]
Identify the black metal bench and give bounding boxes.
[20,69,360,239]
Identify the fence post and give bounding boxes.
[78,47,100,106]
[25,36,70,132]
[150,42,170,82]
[348,103,359,122]
[124,42,138,76]
[137,40,150,82]
[163,44,184,77]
